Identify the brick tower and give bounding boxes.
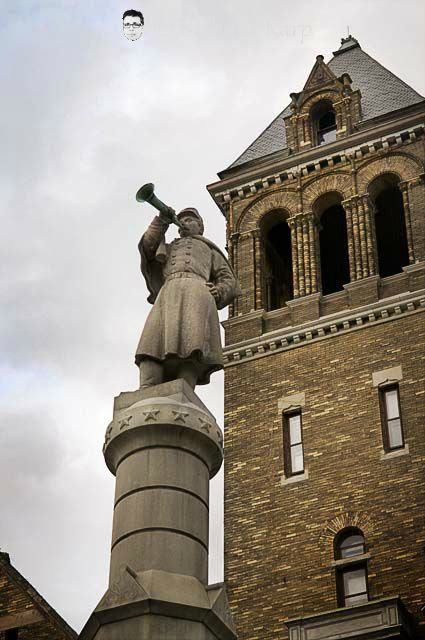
[208,36,425,639]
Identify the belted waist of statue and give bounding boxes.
[165,272,206,282]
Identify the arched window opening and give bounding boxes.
[369,173,409,278]
[334,528,368,608]
[261,210,293,311]
[315,193,350,295]
[311,100,337,146]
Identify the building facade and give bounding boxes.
[208,36,425,640]
[0,552,77,640]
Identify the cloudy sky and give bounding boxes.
[1,0,424,632]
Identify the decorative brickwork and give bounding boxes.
[209,35,425,640]
[222,141,424,320]
[237,191,298,234]
[223,312,425,639]
[356,152,423,193]
[283,55,362,153]
[303,171,353,206]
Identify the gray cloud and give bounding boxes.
[1,0,424,632]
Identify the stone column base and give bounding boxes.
[79,567,237,640]
[343,275,380,307]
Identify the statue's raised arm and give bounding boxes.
[134,184,241,390]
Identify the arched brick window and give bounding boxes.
[311,100,337,146]
[314,192,350,295]
[368,173,409,277]
[260,209,293,311]
[334,527,369,607]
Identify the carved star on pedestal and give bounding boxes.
[118,415,133,430]
[172,410,189,424]
[198,417,212,433]
[143,410,160,422]
[216,429,223,445]
[104,424,113,449]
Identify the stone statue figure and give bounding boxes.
[135,203,240,390]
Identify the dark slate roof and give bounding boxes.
[229,36,424,169]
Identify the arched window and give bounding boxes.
[261,210,293,311]
[334,528,368,607]
[369,173,409,278]
[311,100,337,146]
[315,192,350,295]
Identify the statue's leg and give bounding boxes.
[176,361,197,390]
[139,358,163,388]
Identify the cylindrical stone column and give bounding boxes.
[350,198,363,279]
[230,232,240,315]
[302,215,311,295]
[360,194,377,276]
[80,381,237,640]
[251,228,263,310]
[357,196,369,279]
[227,233,236,317]
[343,198,357,283]
[307,212,319,294]
[104,392,222,588]
[288,216,299,298]
[400,181,416,264]
[295,216,305,296]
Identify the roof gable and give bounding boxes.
[0,553,77,639]
[303,55,339,92]
[228,36,424,170]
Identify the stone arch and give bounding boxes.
[318,511,375,561]
[303,172,353,209]
[260,209,293,310]
[357,152,424,194]
[299,90,340,116]
[237,189,298,234]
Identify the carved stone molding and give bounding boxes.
[223,291,425,366]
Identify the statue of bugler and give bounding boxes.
[135,183,241,390]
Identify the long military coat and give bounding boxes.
[135,216,240,385]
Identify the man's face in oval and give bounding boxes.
[123,15,143,41]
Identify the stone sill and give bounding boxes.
[380,444,410,460]
[280,469,309,486]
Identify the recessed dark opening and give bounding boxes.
[317,110,336,145]
[319,205,350,295]
[264,221,293,311]
[374,186,409,278]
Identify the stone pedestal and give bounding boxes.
[80,380,237,640]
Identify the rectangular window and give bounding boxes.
[337,565,368,607]
[283,411,304,476]
[380,385,404,451]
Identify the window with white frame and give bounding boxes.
[380,384,404,451]
[335,528,369,607]
[283,410,304,476]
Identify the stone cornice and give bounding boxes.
[223,290,425,367]
[207,112,425,212]
[212,101,424,185]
